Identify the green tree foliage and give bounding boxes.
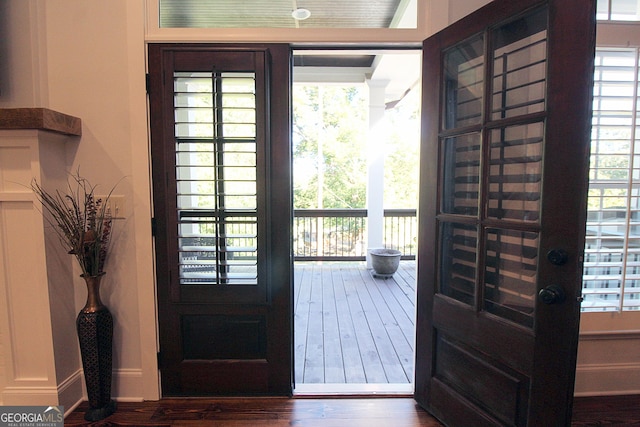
[293,82,420,210]
[383,88,420,208]
[293,84,368,209]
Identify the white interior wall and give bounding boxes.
[0,0,157,406]
[42,0,156,402]
[0,1,42,106]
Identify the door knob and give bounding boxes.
[539,284,566,304]
[547,249,568,266]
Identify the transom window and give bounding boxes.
[158,0,417,29]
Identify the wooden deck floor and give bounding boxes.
[294,261,416,389]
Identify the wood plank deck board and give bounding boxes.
[354,268,409,383]
[294,261,416,386]
[322,266,345,383]
[303,265,326,383]
[368,274,415,347]
[294,262,312,384]
[362,272,414,380]
[332,265,367,383]
[343,264,389,383]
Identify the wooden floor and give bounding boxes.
[294,261,416,388]
[65,395,640,426]
[65,398,441,427]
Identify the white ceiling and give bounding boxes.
[293,49,421,106]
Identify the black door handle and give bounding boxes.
[547,249,568,266]
[539,284,566,304]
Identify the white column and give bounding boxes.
[366,79,389,266]
[0,130,64,405]
[0,109,83,408]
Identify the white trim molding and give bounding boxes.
[575,329,640,396]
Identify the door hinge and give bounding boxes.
[151,217,157,236]
[146,73,151,94]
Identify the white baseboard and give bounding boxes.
[574,363,640,396]
[111,368,145,401]
[0,386,59,406]
[58,367,145,417]
[58,369,84,415]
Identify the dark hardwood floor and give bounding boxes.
[65,397,442,427]
[571,395,640,426]
[65,395,640,426]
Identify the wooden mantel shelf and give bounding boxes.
[0,108,81,136]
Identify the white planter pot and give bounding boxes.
[370,248,402,278]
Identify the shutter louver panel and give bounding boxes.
[484,228,538,328]
[443,35,484,130]
[439,222,478,306]
[436,8,553,327]
[491,8,547,120]
[487,123,543,223]
[442,133,481,217]
[583,48,640,311]
[174,72,259,286]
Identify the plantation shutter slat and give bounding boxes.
[174,71,259,286]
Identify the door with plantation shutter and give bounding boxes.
[415,0,596,425]
[148,44,291,396]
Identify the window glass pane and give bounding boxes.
[597,0,640,21]
[597,0,611,20]
[439,222,477,306]
[491,8,547,120]
[611,0,640,20]
[484,228,538,328]
[583,246,624,311]
[159,0,417,29]
[584,48,640,311]
[174,71,259,286]
[441,133,481,216]
[627,165,640,309]
[443,36,484,130]
[487,123,543,223]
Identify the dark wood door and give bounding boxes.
[415,0,595,425]
[148,44,292,396]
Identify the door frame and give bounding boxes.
[148,43,293,396]
[144,2,596,408]
[290,45,421,394]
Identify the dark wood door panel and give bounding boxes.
[148,43,292,396]
[428,381,504,427]
[181,314,267,360]
[176,361,270,395]
[415,0,596,425]
[433,333,529,426]
[432,296,534,373]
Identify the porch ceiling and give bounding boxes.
[159,0,421,104]
[159,0,406,29]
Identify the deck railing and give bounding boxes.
[293,209,417,261]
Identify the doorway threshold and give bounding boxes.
[294,383,413,397]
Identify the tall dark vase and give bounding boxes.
[77,273,117,421]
